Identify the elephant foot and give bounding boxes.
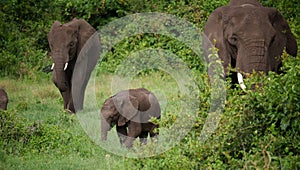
[124,138,135,148]
[65,108,74,114]
[139,138,147,145]
[118,135,127,145]
[66,103,75,113]
[139,131,149,145]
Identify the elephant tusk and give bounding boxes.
[51,63,55,70]
[64,63,68,71]
[237,72,246,91]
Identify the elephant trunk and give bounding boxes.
[238,39,269,74]
[52,62,69,92]
[236,40,270,90]
[101,117,111,141]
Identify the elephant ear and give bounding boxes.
[115,95,139,126]
[47,21,62,45]
[203,6,231,74]
[268,8,298,57]
[67,18,96,56]
[148,93,161,118]
[50,20,62,30]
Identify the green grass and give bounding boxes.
[0,71,200,169]
[0,76,107,169]
[2,154,129,170]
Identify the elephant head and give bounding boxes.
[203,0,298,90]
[0,88,8,110]
[48,18,96,112]
[100,88,161,147]
[100,93,140,141]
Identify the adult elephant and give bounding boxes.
[203,0,298,90]
[0,88,8,110]
[100,88,161,148]
[48,18,100,113]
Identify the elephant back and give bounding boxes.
[229,0,262,7]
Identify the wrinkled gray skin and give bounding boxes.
[48,18,98,113]
[101,88,161,148]
[0,88,8,110]
[203,0,297,87]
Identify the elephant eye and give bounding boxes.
[69,41,75,48]
[228,35,238,45]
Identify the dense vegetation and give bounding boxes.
[0,0,299,169]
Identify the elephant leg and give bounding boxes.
[67,99,75,113]
[67,90,75,113]
[0,104,7,110]
[124,121,142,148]
[101,118,111,141]
[139,131,148,145]
[61,91,70,109]
[149,128,158,138]
[149,124,159,143]
[61,90,74,113]
[116,125,128,145]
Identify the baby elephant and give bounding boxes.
[100,88,161,148]
[0,88,8,110]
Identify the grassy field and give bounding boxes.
[0,75,115,169]
[0,70,202,169]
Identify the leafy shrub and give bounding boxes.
[129,54,300,169]
[0,110,99,157]
[97,33,206,74]
[0,0,59,78]
[1,0,298,78]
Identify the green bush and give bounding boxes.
[97,33,206,74]
[0,110,98,157]
[1,0,298,78]
[130,54,300,169]
[0,0,59,78]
